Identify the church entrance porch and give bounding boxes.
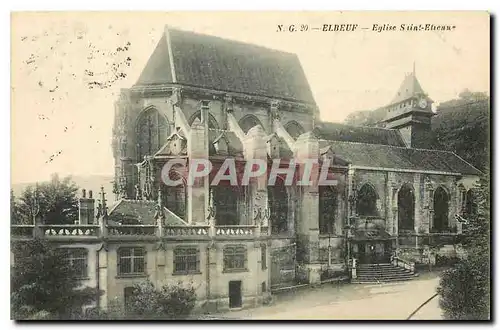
[351,240,394,264]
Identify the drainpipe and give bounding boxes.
[206,245,211,310]
[96,248,100,311]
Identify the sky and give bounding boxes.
[11,11,490,184]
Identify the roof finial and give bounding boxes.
[413,61,416,76]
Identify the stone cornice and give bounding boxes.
[128,83,317,114]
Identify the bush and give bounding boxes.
[125,280,196,320]
[437,172,490,320]
[11,238,101,320]
[435,255,461,267]
[437,255,490,320]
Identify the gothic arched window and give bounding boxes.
[356,183,378,217]
[319,186,337,234]
[433,187,450,232]
[162,170,186,220]
[465,189,477,216]
[268,176,289,234]
[212,185,246,226]
[239,114,264,134]
[136,108,169,162]
[188,110,219,129]
[398,183,415,232]
[284,121,305,139]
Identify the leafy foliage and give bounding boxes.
[10,190,22,225]
[11,238,101,320]
[437,171,490,320]
[343,108,386,127]
[124,280,196,320]
[430,91,489,171]
[343,89,490,172]
[15,174,79,225]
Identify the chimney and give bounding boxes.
[78,188,96,225]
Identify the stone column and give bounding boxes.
[422,179,433,234]
[413,173,422,248]
[205,241,219,312]
[187,115,209,225]
[294,132,321,284]
[97,244,108,310]
[243,125,269,227]
[391,182,399,248]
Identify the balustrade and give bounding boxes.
[215,225,255,236]
[107,225,157,236]
[164,226,209,237]
[11,223,267,240]
[41,225,100,237]
[11,225,35,237]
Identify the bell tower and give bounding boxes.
[382,64,434,149]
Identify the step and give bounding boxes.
[357,271,414,275]
[358,270,413,274]
[357,274,415,278]
[352,278,415,284]
[358,268,412,272]
[357,275,415,281]
[358,265,400,269]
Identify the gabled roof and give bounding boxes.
[108,199,187,225]
[208,129,244,157]
[313,122,406,147]
[135,27,316,105]
[319,140,482,176]
[265,133,294,159]
[391,72,426,104]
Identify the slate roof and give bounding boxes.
[391,72,426,104]
[208,129,244,157]
[313,122,406,147]
[108,200,187,225]
[319,140,482,176]
[135,27,316,105]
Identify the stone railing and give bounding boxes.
[11,223,266,240]
[11,225,35,237]
[398,235,417,246]
[163,226,209,237]
[393,256,415,273]
[215,225,255,237]
[107,225,157,236]
[426,233,461,246]
[41,225,100,237]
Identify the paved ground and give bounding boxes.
[221,272,444,320]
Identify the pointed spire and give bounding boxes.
[413,61,416,77]
[100,186,108,218]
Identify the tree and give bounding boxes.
[124,280,196,320]
[437,171,490,320]
[10,190,22,225]
[17,174,79,225]
[430,90,490,171]
[11,238,101,320]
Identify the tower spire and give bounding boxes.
[413,61,416,76]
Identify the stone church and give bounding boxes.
[12,26,482,312]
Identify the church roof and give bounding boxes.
[319,140,482,176]
[208,129,244,157]
[108,200,187,225]
[135,27,316,105]
[313,122,406,147]
[391,71,425,104]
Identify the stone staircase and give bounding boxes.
[352,263,417,284]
